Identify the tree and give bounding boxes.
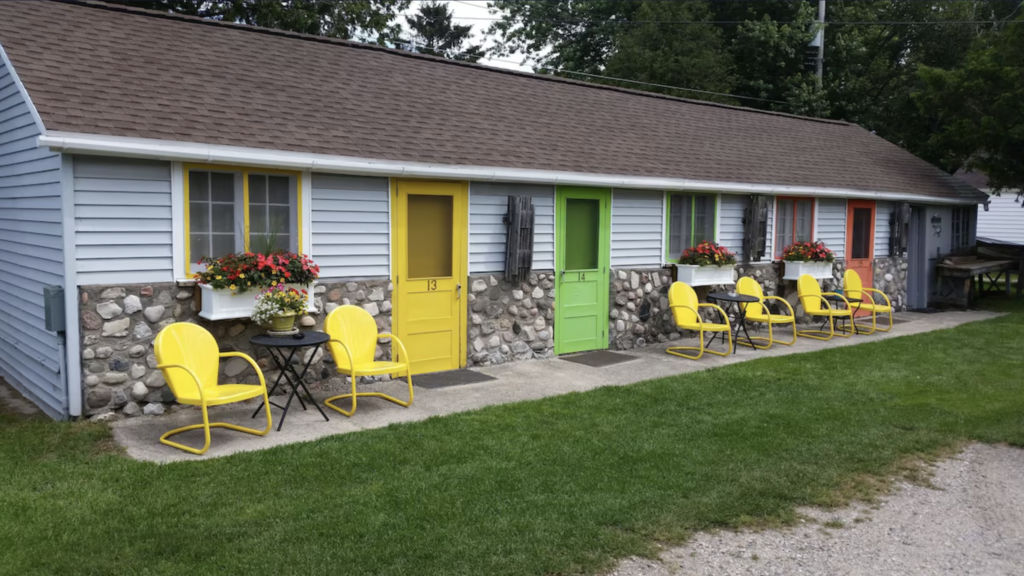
[103,0,411,44]
[603,1,735,104]
[404,1,485,61]
[914,16,1024,197]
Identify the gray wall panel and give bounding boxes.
[469,182,555,273]
[311,173,390,279]
[611,189,663,268]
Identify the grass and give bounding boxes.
[2,300,1024,576]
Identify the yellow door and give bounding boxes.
[391,180,468,375]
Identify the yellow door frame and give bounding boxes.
[390,178,469,371]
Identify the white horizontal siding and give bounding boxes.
[311,174,389,279]
[718,194,745,258]
[978,193,1024,244]
[875,201,893,257]
[0,57,66,418]
[73,156,173,284]
[764,198,774,260]
[469,182,554,273]
[817,198,846,259]
[611,189,663,268]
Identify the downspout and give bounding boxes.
[59,154,82,419]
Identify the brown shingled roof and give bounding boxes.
[0,0,984,201]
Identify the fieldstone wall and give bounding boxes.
[79,279,393,418]
[872,256,909,311]
[467,273,555,367]
[608,269,682,350]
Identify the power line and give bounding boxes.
[441,15,1020,25]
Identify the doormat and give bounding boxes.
[560,350,638,368]
[406,369,498,389]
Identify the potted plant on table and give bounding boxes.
[674,241,737,286]
[194,252,320,321]
[251,285,309,333]
[781,240,835,280]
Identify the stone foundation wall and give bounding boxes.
[871,256,909,311]
[467,273,555,367]
[78,279,392,417]
[608,269,681,350]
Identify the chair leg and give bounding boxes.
[667,329,706,360]
[775,318,797,346]
[873,309,894,333]
[325,367,415,418]
[798,315,837,341]
[737,321,772,350]
[160,394,272,456]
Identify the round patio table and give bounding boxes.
[822,295,863,334]
[249,332,331,431]
[707,292,760,354]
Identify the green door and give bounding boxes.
[555,186,611,355]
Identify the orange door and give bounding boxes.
[846,200,875,316]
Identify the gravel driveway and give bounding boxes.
[608,444,1024,576]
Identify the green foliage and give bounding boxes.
[2,303,1023,574]
[104,0,411,44]
[404,0,485,61]
[915,15,1024,196]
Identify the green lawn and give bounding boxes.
[2,301,1024,576]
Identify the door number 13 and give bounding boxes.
[426,280,438,291]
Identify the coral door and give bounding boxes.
[555,187,610,355]
[846,200,876,316]
[392,180,468,374]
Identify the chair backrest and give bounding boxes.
[324,305,379,370]
[797,274,824,313]
[844,269,865,301]
[153,322,219,399]
[736,277,765,316]
[668,282,699,326]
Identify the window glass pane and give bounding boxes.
[268,176,290,204]
[693,195,714,244]
[190,233,210,259]
[796,200,813,241]
[669,194,691,257]
[249,204,267,235]
[248,174,267,204]
[268,205,291,243]
[210,172,235,202]
[211,234,235,259]
[407,194,454,279]
[211,203,234,233]
[189,202,209,233]
[851,207,872,258]
[776,200,793,257]
[189,171,209,201]
[564,198,600,270]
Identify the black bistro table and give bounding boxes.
[249,332,331,431]
[707,291,760,354]
[822,294,863,334]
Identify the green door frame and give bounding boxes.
[554,186,611,355]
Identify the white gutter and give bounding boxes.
[39,131,982,206]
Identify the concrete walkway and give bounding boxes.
[111,310,1000,463]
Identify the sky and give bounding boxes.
[403,0,534,72]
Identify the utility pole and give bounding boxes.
[815,0,826,86]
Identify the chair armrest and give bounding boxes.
[860,287,892,307]
[669,303,702,325]
[326,339,355,373]
[843,288,876,305]
[763,295,795,316]
[155,363,204,403]
[218,351,266,388]
[698,302,732,327]
[377,333,410,365]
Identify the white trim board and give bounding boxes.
[39,132,982,206]
[59,154,81,418]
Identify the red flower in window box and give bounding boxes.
[781,240,835,263]
[678,241,737,267]
[195,251,320,293]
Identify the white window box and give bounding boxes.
[675,264,736,287]
[782,261,834,281]
[198,282,316,321]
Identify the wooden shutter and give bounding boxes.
[743,195,769,262]
[504,195,535,283]
[890,202,911,256]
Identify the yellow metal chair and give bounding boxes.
[323,305,414,417]
[666,281,733,360]
[736,277,797,349]
[796,274,853,341]
[842,269,893,334]
[153,323,272,456]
